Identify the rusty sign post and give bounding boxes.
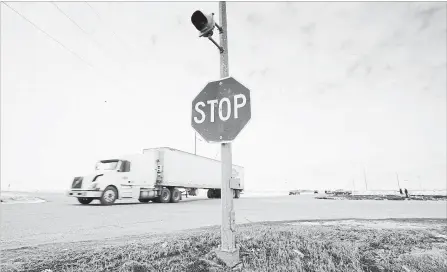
[216,2,237,266]
[190,2,252,267]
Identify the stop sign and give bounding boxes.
[191,77,251,143]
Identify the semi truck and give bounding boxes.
[67,147,244,205]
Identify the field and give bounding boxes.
[2,219,446,272]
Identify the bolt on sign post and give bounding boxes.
[190,1,251,267]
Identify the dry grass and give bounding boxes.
[1,219,446,272]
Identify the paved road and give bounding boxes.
[2,193,446,249]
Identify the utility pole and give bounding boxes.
[190,2,248,267]
[363,168,368,191]
[216,1,239,266]
[194,133,197,155]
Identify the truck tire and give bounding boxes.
[77,197,93,204]
[170,188,181,203]
[215,189,221,199]
[235,190,241,199]
[100,186,118,205]
[158,187,171,203]
[207,189,213,199]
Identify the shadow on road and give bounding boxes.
[69,197,215,206]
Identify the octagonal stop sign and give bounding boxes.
[191,76,251,143]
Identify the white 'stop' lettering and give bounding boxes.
[193,94,247,124]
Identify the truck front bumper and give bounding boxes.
[67,190,102,198]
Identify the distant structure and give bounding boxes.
[288,189,319,195]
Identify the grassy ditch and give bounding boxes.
[1,219,446,272]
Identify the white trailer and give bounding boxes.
[67,147,244,205]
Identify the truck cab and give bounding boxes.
[67,159,137,205]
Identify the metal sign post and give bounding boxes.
[216,3,239,266]
[190,1,252,267]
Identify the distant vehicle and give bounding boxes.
[289,189,318,195]
[325,189,352,196]
[333,189,352,196]
[67,147,245,205]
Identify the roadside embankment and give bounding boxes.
[1,219,446,272]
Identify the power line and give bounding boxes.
[84,1,101,20]
[4,2,129,105]
[2,2,93,68]
[49,1,138,96]
[50,1,127,70]
[83,1,131,50]
[51,2,90,36]
[72,2,143,101]
[82,1,144,72]
[82,1,156,65]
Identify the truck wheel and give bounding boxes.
[215,189,221,199]
[235,190,241,199]
[77,197,93,204]
[170,188,181,203]
[100,186,118,205]
[207,189,213,199]
[158,187,171,203]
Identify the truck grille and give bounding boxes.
[72,177,83,189]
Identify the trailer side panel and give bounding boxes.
[149,148,244,190]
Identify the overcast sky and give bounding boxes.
[1,2,446,192]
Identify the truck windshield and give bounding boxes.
[96,160,119,171]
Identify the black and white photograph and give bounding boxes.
[1,1,446,271]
